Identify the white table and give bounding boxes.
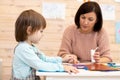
[36,69,120,80]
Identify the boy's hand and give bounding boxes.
[63,65,79,74]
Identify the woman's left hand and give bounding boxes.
[93,52,100,63]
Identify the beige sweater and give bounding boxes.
[58,24,112,62]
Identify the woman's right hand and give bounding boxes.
[63,54,79,64]
[63,65,79,74]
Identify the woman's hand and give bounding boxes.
[63,65,79,74]
[62,54,79,64]
[93,52,112,63]
[93,52,100,63]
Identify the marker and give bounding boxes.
[107,63,120,68]
[90,47,98,63]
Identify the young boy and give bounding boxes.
[11,9,79,80]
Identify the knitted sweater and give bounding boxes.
[58,24,112,62]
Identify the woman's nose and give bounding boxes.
[84,20,89,25]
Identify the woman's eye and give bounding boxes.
[88,18,94,21]
[81,16,86,19]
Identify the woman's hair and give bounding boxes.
[15,9,46,42]
[74,1,103,32]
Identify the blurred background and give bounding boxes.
[0,0,120,80]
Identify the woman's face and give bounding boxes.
[79,12,97,33]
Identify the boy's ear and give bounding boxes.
[26,26,32,35]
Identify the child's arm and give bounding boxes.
[17,48,64,72]
[38,51,63,63]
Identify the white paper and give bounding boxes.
[42,2,65,19]
[115,0,120,2]
[100,4,115,20]
[77,0,95,2]
[77,0,83,2]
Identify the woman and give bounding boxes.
[58,1,112,63]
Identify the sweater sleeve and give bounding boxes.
[97,28,112,61]
[38,51,63,63]
[58,25,74,57]
[15,45,64,72]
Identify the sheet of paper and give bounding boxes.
[115,0,120,2]
[77,0,95,2]
[42,2,65,19]
[77,0,83,2]
[115,22,120,43]
[100,4,115,20]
